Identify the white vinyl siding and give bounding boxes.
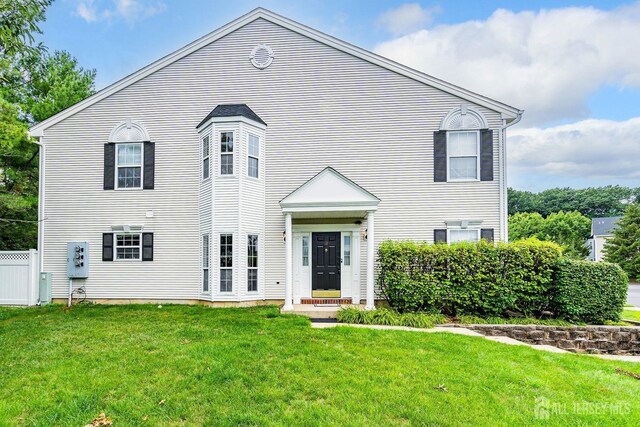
[447,131,479,181]
[40,18,502,301]
[116,143,142,189]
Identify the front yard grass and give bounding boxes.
[1,304,639,426]
[622,309,640,322]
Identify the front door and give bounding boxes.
[312,232,341,297]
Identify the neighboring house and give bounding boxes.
[28,8,522,309]
[588,216,622,262]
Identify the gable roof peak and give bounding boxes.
[29,7,522,138]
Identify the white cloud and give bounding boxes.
[508,117,640,183]
[378,3,436,35]
[75,0,166,24]
[76,1,97,22]
[375,3,640,126]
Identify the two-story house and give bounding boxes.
[29,8,522,310]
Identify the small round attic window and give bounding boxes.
[250,44,274,69]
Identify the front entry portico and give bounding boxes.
[279,167,380,311]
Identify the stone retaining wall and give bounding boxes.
[455,324,640,355]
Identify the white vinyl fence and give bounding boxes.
[0,250,39,306]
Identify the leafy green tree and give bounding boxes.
[0,1,96,250]
[508,186,640,218]
[604,204,640,280]
[509,211,591,259]
[0,0,52,58]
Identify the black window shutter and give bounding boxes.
[104,143,115,190]
[142,233,154,261]
[434,229,447,244]
[102,233,114,261]
[480,129,493,181]
[433,131,447,182]
[481,228,494,243]
[143,142,155,190]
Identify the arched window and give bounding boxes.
[104,120,154,190]
[435,106,492,182]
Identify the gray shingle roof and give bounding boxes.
[196,104,266,128]
[592,216,622,236]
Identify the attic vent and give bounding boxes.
[250,44,274,69]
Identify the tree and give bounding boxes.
[604,204,640,280]
[508,186,640,218]
[0,1,96,250]
[509,211,591,259]
[0,0,52,58]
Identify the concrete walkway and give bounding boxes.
[311,322,640,362]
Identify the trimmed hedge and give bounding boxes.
[378,238,628,322]
[378,239,562,317]
[553,259,628,323]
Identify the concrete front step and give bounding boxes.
[281,304,362,318]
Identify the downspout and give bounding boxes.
[499,111,523,242]
[32,135,45,274]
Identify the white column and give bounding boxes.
[283,213,294,311]
[365,211,375,310]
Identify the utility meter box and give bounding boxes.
[67,241,89,278]
[39,272,52,305]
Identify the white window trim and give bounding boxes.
[114,232,142,261]
[446,130,480,182]
[202,134,211,182]
[447,228,481,244]
[219,130,236,177]
[247,233,259,293]
[115,142,144,190]
[247,133,259,180]
[202,234,211,294]
[219,233,233,293]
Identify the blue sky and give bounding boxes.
[39,1,640,191]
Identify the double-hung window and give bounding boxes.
[447,131,479,181]
[202,234,210,292]
[248,134,259,178]
[220,234,233,292]
[116,143,142,188]
[247,235,258,292]
[448,229,480,243]
[115,233,141,260]
[220,132,234,175]
[202,135,210,180]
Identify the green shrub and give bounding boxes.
[336,307,447,329]
[456,315,576,326]
[378,238,562,317]
[553,259,628,323]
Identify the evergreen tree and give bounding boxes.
[604,204,640,280]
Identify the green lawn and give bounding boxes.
[1,305,639,426]
[622,309,640,322]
